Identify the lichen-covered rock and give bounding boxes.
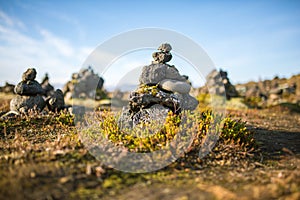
[10,95,46,113]
[129,86,181,114]
[118,107,133,129]
[132,104,170,127]
[119,43,198,128]
[118,104,170,129]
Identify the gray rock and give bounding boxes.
[129,89,181,114]
[118,43,199,128]
[22,68,37,81]
[10,95,46,113]
[158,43,172,53]
[165,66,187,82]
[177,94,199,110]
[152,52,172,64]
[118,104,170,129]
[132,104,170,127]
[139,64,186,85]
[118,107,133,129]
[151,43,173,64]
[14,80,45,96]
[159,79,191,94]
[202,69,238,100]
[63,67,105,99]
[139,64,167,85]
[47,89,65,112]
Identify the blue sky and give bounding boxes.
[0,0,300,89]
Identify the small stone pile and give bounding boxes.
[63,66,105,100]
[119,43,198,128]
[199,69,239,100]
[10,68,66,114]
[235,75,299,107]
[10,68,46,113]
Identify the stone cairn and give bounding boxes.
[63,66,105,100]
[201,69,239,100]
[10,68,66,114]
[119,43,198,128]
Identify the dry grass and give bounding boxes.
[0,93,299,199]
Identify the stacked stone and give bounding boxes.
[119,43,198,128]
[203,69,239,100]
[10,68,66,114]
[10,68,46,113]
[63,66,105,100]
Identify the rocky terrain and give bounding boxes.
[236,74,300,108]
[0,50,299,199]
[0,96,299,199]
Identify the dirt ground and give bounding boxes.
[101,108,300,200]
[0,98,299,199]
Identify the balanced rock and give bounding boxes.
[158,43,172,53]
[14,68,45,96]
[198,69,239,100]
[10,68,46,113]
[139,64,187,86]
[152,52,172,63]
[63,66,105,100]
[159,79,191,94]
[118,43,198,129]
[152,43,173,64]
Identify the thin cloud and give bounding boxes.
[0,10,25,30]
[0,10,92,87]
[40,29,74,57]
